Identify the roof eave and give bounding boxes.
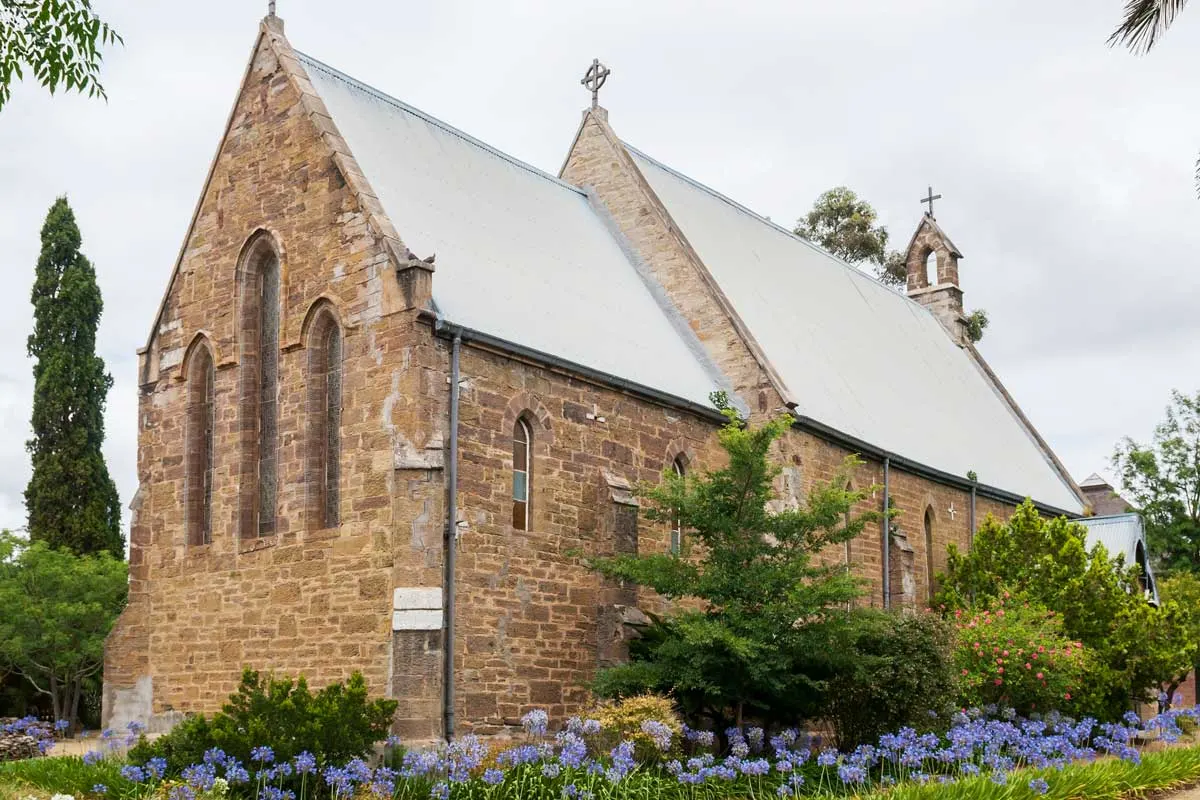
[422,311,728,425]
[789,410,1082,518]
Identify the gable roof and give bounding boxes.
[1076,513,1157,602]
[297,53,725,412]
[623,145,1083,514]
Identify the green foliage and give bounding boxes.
[0,756,137,800]
[794,187,910,289]
[0,0,122,111]
[130,669,398,773]
[952,601,1090,716]
[0,531,127,728]
[25,197,122,557]
[1154,573,1200,707]
[1112,389,1200,576]
[934,501,1192,718]
[1109,0,1188,54]
[964,309,989,344]
[823,609,957,748]
[589,409,879,730]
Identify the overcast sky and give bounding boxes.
[0,0,1197,533]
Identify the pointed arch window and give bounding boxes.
[670,455,688,554]
[924,506,936,600]
[307,307,342,529]
[186,344,215,546]
[512,418,532,530]
[239,235,280,539]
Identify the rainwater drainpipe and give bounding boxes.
[969,484,977,546]
[443,330,461,741]
[881,457,891,609]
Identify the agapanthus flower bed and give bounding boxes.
[7,706,1200,800]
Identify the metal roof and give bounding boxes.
[625,145,1083,514]
[1076,513,1158,603]
[298,54,724,410]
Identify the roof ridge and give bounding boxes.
[621,141,942,316]
[296,51,586,196]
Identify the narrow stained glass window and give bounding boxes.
[186,345,215,546]
[512,418,531,530]
[670,455,687,554]
[924,507,936,600]
[258,255,279,538]
[323,325,341,527]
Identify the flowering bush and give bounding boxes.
[37,705,1200,800]
[954,600,1090,716]
[585,694,683,762]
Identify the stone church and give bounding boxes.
[103,14,1085,740]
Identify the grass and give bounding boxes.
[0,757,135,800]
[3,745,1200,800]
[866,745,1200,799]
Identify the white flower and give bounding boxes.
[51,794,76,800]
[210,778,230,797]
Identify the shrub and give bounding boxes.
[130,669,397,774]
[935,501,1192,719]
[585,693,683,762]
[953,600,1090,716]
[824,609,956,748]
[588,406,879,732]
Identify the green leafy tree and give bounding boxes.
[794,187,988,340]
[794,186,907,287]
[934,501,1192,718]
[589,402,879,730]
[0,531,127,728]
[25,197,122,557]
[1157,573,1200,708]
[0,0,122,111]
[1112,390,1200,575]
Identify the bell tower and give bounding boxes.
[904,191,968,345]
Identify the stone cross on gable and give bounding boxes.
[581,59,611,109]
[268,0,276,15]
[921,186,942,218]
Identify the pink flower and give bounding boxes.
[994,678,1003,686]
[1064,693,1072,700]
[1036,672,1044,680]
[1025,663,1032,670]
[998,667,1005,674]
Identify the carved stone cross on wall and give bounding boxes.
[581,59,611,109]
[947,502,957,521]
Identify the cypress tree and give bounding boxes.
[24,197,122,557]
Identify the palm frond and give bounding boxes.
[1194,150,1200,198]
[1109,0,1189,53]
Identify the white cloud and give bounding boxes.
[1,0,1196,527]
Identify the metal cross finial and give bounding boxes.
[581,58,610,109]
[921,186,942,218]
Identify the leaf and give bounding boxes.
[1109,0,1189,53]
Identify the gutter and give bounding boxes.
[788,411,1079,519]
[422,312,728,426]
[436,318,462,741]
